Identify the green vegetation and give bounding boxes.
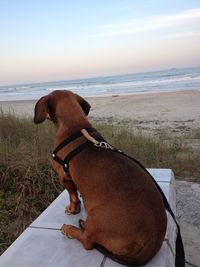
[0,111,200,254]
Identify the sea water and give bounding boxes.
[0,66,200,101]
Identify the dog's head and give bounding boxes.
[34,90,91,124]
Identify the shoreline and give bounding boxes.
[86,88,200,98]
[0,88,199,103]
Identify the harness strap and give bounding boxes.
[52,127,95,173]
[53,127,95,154]
[63,140,93,169]
[52,153,66,166]
[81,129,100,145]
[52,141,93,173]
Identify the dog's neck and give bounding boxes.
[54,116,91,146]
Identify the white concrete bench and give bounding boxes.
[0,169,177,267]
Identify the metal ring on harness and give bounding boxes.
[94,141,114,150]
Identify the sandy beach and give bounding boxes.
[0,89,200,266]
[1,90,200,134]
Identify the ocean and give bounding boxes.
[0,66,200,101]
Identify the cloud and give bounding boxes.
[165,30,200,39]
[96,8,200,37]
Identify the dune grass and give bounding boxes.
[94,122,200,181]
[0,111,199,254]
[0,111,63,254]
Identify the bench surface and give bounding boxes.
[0,169,177,267]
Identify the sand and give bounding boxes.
[1,90,200,134]
[1,89,200,266]
[88,90,200,135]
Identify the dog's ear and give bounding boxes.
[81,99,91,116]
[34,95,50,124]
[75,94,91,116]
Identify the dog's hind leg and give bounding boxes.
[61,224,94,250]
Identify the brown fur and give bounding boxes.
[34,90,167,266]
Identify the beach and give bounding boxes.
[1,90,200,134]
[0,89,200,266]
[89,90,200,134]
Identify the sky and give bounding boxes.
[0,0,200,86]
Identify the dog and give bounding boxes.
[34,90,167,266]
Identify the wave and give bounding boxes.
[0,66,200,101]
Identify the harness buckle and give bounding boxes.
[94,141,114,150]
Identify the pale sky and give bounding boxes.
[0,0,200,86]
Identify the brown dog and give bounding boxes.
[34,90,167,266]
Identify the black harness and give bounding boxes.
[52,127,185,267]
[52,127,96,174]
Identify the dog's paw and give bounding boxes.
[65,202,81,215]
[61,224,73,239]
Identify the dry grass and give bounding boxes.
[0,111,199,254]
[94,122,200,182]
[0,111,62,254]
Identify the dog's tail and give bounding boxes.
[94,243,150,267]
